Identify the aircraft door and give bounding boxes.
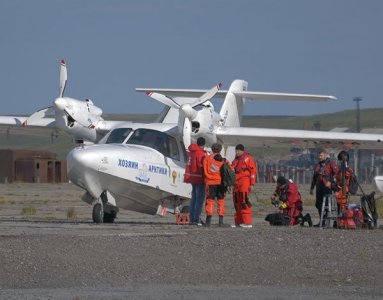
[163,136,189,196]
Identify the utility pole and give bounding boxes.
[353,97,363,133]
[353,97,363,177]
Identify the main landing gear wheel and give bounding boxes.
[103,211,116,223]
[92,203,103,224]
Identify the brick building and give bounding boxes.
[0,149,67,183]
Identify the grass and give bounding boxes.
[375,197,383,219]
[40,215,57,221]
[22,206,37,215]
[66,207,77,220]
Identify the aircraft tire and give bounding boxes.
[103,212,116,223]
[92,203,103,224]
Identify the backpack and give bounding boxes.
[220,159,236,192]
[265,213,290,226]
[349,174,358,195]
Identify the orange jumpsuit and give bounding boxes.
[336,166,352,227]
[203,153,225,217]
[232,152,257,225]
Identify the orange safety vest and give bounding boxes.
[203,153,224,186]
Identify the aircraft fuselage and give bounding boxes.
[67,125,191,215]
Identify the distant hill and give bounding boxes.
[1,108,382,160]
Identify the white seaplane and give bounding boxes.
[0,60,142,143]
[66,79,383,223]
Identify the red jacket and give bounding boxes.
[310,158,338,191]
[184,144,207,184]
[232,152,257,188]
[274,182,303,225]
[274,182,302,209]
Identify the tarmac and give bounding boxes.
[0,183,382,299]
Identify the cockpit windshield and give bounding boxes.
[127,128,180,161]
[102,128,133,144]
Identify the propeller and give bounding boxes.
[59,60,67,98]
[54,60,97,129]
[147,83,222,148]
[22,60,68,127]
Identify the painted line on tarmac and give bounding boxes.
[78,231,189,237]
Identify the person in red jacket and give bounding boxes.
[203,142,227,226]
[271,176,312,226]
[184,137,207,225]
[335,150,353,228]
[310,149,338,226]
[231,144,257,228]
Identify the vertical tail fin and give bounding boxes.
[219,80,248,127]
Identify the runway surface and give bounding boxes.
[0,183,382,299]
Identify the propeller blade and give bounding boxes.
[59,60,67,98]
[182,117,192,149]
[146,91,180,109]
[191,83,222,108]
[21,107,55,127]
[177,105,195,149]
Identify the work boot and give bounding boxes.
[299,214,305,226]
[333,220,338,228]
[219,216,224,227]
[305,213,313,227]
[300,213,313,227]
[205,216,212,227]
[239,224,253,228]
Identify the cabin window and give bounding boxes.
[103,128,133,144]
[127,129,180,161]
[168,135,180,161]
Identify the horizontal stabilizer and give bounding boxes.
[136,88,336,102]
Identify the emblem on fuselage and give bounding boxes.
[171,170,177,184]
[136,163,150,183]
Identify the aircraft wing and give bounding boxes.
[136,88,336,102]
[0,115,56,127]
[216,127,383,149]
[0,106,57,128]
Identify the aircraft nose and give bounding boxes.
[67,147,104,197]
[68,147,99,171]
[54,97,67,110]
[67,147,100,182]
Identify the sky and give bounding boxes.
[1,0,382,117]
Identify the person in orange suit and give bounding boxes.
[336,150,353,228]
[271,176,307,226]
[231,144,257,228]
[203,143,227,227]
